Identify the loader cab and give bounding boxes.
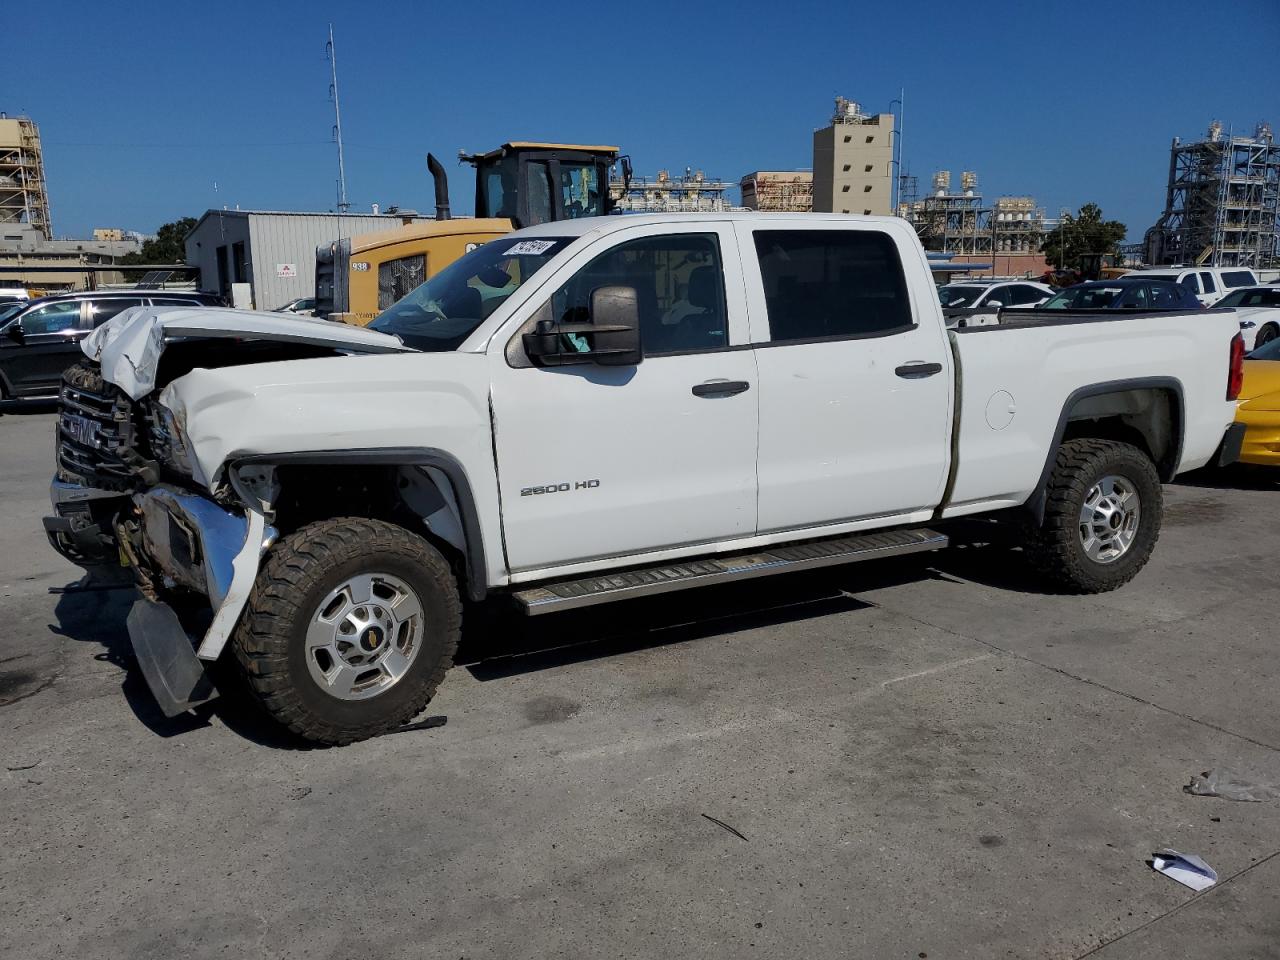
[462,143,629,228]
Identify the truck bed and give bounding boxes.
[942,308,1241,518]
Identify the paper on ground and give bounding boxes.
[1151,849,1217,891]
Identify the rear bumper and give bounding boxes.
[1213,422,1247,468]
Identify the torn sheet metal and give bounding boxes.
[82,306,415,399]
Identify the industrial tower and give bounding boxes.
[0,115,52,239]
[1145,120,1280,269]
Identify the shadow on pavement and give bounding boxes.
[1172,464,1280,492]
[48,571,312,749]
[43,519,1057,745]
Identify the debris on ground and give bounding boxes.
[1151,849,1217,891]
[702,813,748,842]
[1185,768,1280,802]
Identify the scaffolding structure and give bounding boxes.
[609,168,738,213]
[0,116,51,239]
[1145,121,1280,268]
[740,171,813,212]
[906,171,993,254]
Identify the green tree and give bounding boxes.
[119,216,198,265]
[1041,203,1127,269]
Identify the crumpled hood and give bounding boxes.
[82,305,415,399]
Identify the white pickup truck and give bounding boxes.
[45,213,1246,745]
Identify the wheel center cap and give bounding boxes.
[359,626,385,652]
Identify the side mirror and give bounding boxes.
[523,285,642,367]
[4,321,23,343]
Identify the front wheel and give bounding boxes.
[1255,324,1279,349]
[233,518,461,745]
[1023,439,1162,593]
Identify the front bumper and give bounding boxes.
[1234,408,1280,467]
[44,478,129,566]
[118,484,276,716]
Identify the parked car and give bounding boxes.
[0,285,31,306]
[1214,286,1280,350]
[937,279,1055,309]
[1233,335,1280,466]
[1123,267,1258,306]
[0,290,221,400]
[272,296,317,317]
[46,213,1243,744]
[1038,278,1202,311]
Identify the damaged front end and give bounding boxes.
[115,484,277,716]
[45,361,280,715]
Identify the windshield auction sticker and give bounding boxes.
[505,240,557,256]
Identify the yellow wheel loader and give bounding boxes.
[316,143,630,325]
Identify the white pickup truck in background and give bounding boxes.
[45,213,1246,744]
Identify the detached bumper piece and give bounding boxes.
[44,478,130,566]
[513,527,949,614]
[126,597,218,717]
[1214,422,1247,468]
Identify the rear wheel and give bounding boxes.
[1023,439,1162,593]
[233,518,461,745]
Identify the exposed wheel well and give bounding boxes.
[244,458,486,602]
[1026,382,1182,523]
[1059,385,1181,481]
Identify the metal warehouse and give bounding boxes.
[184,209,427,311]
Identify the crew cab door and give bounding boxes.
[489,223,758,574]
[737,222,953,533]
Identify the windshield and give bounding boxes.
[369,237,572,351]
[938,285,984,307]
[0,302,25,327]
[1218,288,1280,308]
[1249,337,1280,361]
[1041,285,1124,310]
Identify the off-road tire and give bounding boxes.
[233,518,461,745]
[1023,438,1162,594]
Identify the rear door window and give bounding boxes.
[752,229,912,342]
[87,298,146,326]
[1149,284,1181,308]
[1008,285,1046,305]
[1222,271,1254,289]
[550,232,728,356]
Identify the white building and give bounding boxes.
[185,209,427,311]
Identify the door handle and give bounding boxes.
[895,362,943,379]
[692,380,751,398]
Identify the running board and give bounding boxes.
[512,527,948,615]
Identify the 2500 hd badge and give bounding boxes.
[521,479,601,496]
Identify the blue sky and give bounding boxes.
[15,0,1280,241]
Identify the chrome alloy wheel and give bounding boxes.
[304,573,424,700]
[1078,475,1141,565]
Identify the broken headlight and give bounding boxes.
[147,403,195,478]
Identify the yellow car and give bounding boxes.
[1236,337,1280,465]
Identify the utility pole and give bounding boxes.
[327,23,350,213]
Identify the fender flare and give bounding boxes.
[1025,377,1185,524]
[231,447,490,603]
